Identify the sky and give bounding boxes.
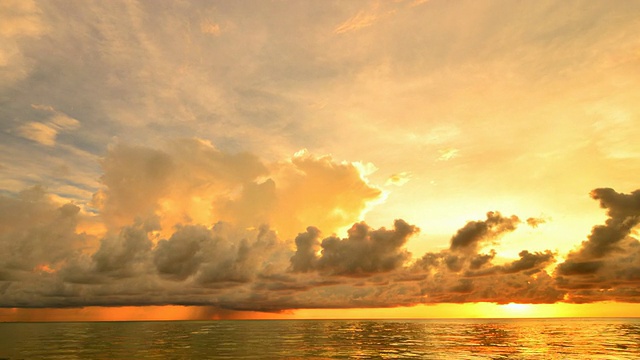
[1,0,640,321]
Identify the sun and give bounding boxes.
[501,303,532,317]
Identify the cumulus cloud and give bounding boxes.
[291,219,418,277]
[0,186,86,275]
[0,140,390,310]
[91,219,156,278]
[154,225,209,281]
[91,140,382,239]
[0,171,555,310]
[290,227,321,273]
[399,211,564,305]
[93,144,175,228]
[254,149,382,239]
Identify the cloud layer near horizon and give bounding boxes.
[1,140,638,312]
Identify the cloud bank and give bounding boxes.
[1,140,638,313]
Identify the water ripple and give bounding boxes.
[1,318,639,359]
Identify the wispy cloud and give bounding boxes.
[16,106,80,146]
[334,11,379,34]
[385,171,412,186]
[334,4,394,35]
[437,148,459,161]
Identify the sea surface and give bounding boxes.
[0,318,639,359]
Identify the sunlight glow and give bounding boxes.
[501,303,532,315]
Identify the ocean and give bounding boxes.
[0,318,638,359]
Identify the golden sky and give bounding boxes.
[1,0,640,321]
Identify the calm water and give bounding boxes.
[0,318,639,359]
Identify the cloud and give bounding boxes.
[154,225,208,281]
[450,211,520,253]
[554,239,640,303]
[5,179,640,311]
[93,144,176,228]
[16,122,58,146]
[410,0,430,6]
[0,0,44,85]
[253,149,383,239]
[526,217,547,228]
[404,211,562,305]
[0,170,555,310]
[385,171,412,186]
[291,219,418,277]
[16,106,81,146]
[0,186,85,275]
[0,154,634,311]
[590,105,640,159]
[334,9,381,34]
[501,250,555,274]
[87,139,383,242]
[554,188,640,302]
[568,188,640,260]
[437,148,459,161]
[290,227,321,273]
[0,140,391,309]
[0,139,639,312]
[91,218,156,278]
